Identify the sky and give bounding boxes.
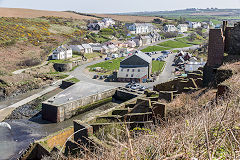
[0,0,240,13]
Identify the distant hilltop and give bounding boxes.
[0,7,98,20]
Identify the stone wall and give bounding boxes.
[53,63,73,72]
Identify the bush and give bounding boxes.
[19,58,41,67]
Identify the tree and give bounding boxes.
[153,18,162,24]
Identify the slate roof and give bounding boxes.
[81,44,92,49]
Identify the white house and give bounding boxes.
[52,45,72,60]
[127,23,154,34]
[163,25,178,32]
[102,18,115,27]
[81,44,93,53]
[140,36,152,46]
[126,40,136,48]
[69,45,84,53]
[177,24,188,33]
[107,44,118,53]
[102,45,110,54]
[188,22,201,29]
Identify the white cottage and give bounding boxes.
[177,24,188,33]
[127,23,154,34]
[52,45,72,60]
[163,25,177,32]
[81,44,93,53]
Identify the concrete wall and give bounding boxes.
[42,88,117,123]
[114,89,139,101]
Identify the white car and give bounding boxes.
[131,84,141,90]
[112,54,119,59]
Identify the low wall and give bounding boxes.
[42,88,117,123]
[114,89,139,101]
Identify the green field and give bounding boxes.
[88,57,125,72]
[175,37,205,45]
[141,46,170,52]
[158,40,192,48]
[152,61,165,73]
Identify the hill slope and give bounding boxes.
[0,7,97,20]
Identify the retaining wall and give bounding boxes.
[42,88,117,123]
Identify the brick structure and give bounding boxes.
[207,29,225,67]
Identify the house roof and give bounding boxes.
[134,23,154,27]
[81,44,92,49]
[122,51,151,64]
[69,45,84,50]
[185,62,206,72]
[108,44,117,49]
[117,67,148,79]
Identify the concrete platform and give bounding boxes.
[47,81,116,106]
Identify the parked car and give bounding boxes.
[112,54,119,59]
[145,52,152,57]
[139,86,147,91]
[156,57,163,61]
[105,57,110,60]
[93,75,99,79]
[152,58,156,61]
[99,75,105,80]
[125,82,132,88]
[161,50,168,54]
[147,79,154,82]
[131,84,141,90]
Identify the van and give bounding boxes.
[112,54,119,59]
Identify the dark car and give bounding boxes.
[161,50,168,54]
[93,75,99,79]
[99,75,105,80]
[152,58,156,61]
[105,57,110,60]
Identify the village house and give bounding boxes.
[185,61,206,73]
[90,43,104,53]
[149,31,161,43]
[163,25,178,32]
[102,18,115,27]
[107,44,118,53]
[126,40,137,48]
[188,21,202,29]
[87,22,105,30]
[140,36,152,46]
[69,45,84,54]
[52,45,72,60]
[81,44,93,53]
[132,38,143,47]
[177,24,188,33]
[117,51,152,83]
[102,45,110,54]
[126,23,154,34]
[174,56,185,65]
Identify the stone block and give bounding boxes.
[73,120,93,145]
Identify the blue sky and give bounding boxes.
[0,0,240,13]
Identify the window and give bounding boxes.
[127,69,129,72]
[126,74,128,77]
[121,68,123,72]
[138,69,140,72]
[132,69,135,72]
[131,74,134,77]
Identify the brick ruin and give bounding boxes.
[203,21,240,86]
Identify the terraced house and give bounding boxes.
[117,51,152,83]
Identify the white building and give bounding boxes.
[177,24,188,33]
[102,18,115,27]
[107,44,118,53]
[52,45,72,60]
[81,44,93,53]
[127,23,154,34]
[126,40,136,48]
[188,22,201,29]
[69,45,84,53]
[163,25,178,32]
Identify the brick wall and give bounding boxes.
[207,29,225,67]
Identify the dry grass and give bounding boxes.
[45,62,240,160]
[92,14,166,23]
[0,7,97,20]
